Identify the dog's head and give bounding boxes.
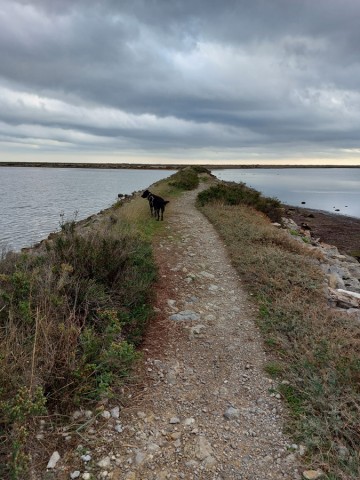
[141,189,150,198]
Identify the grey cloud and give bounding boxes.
[1,0,360,160]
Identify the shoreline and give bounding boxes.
[1,161,360,170]
[285,204,360,257]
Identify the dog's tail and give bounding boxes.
[164,201,170,205]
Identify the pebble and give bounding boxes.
[101,410,111,419]
[97,456,111,468]
[81,454,92,462]
[46,451,60,469]
[110,406,120,418]
[302,470,324,480]
[169,416,180,424]
[70,472,80,479]
[169,310,200,321]
[82,474,91,480]
[223,406,240,420]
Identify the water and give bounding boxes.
[0,167,175,251]
[213,168,360,219]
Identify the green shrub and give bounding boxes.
[197,181,283,221]
[0,227,156,477]
[168,167,200,190]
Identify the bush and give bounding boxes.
[197,181,283,222]
[0,227,156,477]
[168,167,200,190]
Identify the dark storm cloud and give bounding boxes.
[1,0,360,161]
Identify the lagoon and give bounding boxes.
[0,167,175,251]
[213,168,360,219]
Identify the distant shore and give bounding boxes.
[1,161,360,170]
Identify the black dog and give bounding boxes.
[141,190,169,221]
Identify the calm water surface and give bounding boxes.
[213,168,360,219]
[0,167,175,251]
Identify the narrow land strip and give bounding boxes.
[83,186,300,479]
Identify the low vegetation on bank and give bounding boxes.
[197,182,359,479]
[0,167,203,479]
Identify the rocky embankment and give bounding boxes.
[280,217,360,321]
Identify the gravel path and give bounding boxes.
[63,187,302,480]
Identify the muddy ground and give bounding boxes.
[285,205,360,258]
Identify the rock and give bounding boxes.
[223,407,240,420]
[302,470,324,479]
[169,310,200,321]
[82,474,91,480]
[184,417,195,426]
[195,436,214,461]
[47,451,61,469]
[81,454,91,462]
[337,288,360,300]
[190,324,206,337]
[70,472,81,479]
[72,410,83,420]
[209,284,219,291]
[101,410,111,419]
[114,424,123,433]
[134,451,147,466]
[169,416,180,424]
[329,288,360,309]
[199,271,215,279]
[282,218,300,230]
[110,406,120,418]
[299,445,307,456]
[97,456,111,468]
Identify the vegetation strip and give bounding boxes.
[197,180,359,479]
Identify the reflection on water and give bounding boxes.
[0,167,175,251]
[213,168,360,219]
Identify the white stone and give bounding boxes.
[169,416,180,424]
[70,472,80,479]
[101,410,111,419]
[82,474,91,480]
[110,406,120,418]
[97,456,111,468]
[81,454,91,462]
[47,451,60,469]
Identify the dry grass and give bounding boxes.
[198,201,360,480]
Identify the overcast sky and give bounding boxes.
[1,0,360,165]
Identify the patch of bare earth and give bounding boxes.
[53,187,302,480]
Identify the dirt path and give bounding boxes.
[63,186,301,480]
